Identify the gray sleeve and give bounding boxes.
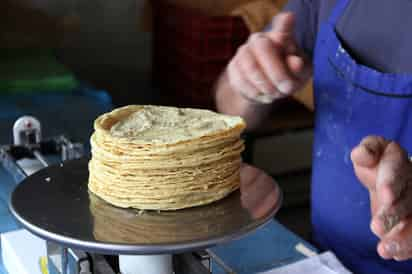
[264,0,319,58]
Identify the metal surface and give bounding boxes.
[0,146,28,182]
[13,116,41,146]
[33,150,50,167]
[47,241,92,274]
[10,158,282,255]
[47,242,116,274]
[174,253,210,274]
[89,254,116,274]
[194,250,211,271]
[1,127,84,184]
[47,242,93,274]
[206,249,235,274]
[59,136,84,162]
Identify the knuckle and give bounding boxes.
[252,79,271,93]
[258,80,273,91]
[253,36,272,48]
[248,32,264,42]
[388,142,407,159]
[380,165,397,186]
[382,213,401,232]
[247,88,260,97]
[227,63,243,88]
[397,244,412,260]
[381,184,398,204]
[361,135,378,145]
[227,60,237,78]
[271,32,289,46]
[249,33,277,52]
[242,58,260,74]
[391,201,407,217]
[375,136,387,144]
[235,44,248,57]
[229,76,243,92]
[286,42,297,53]
[239,88,258,101]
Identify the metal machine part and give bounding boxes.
[174,253,211,274]
[13,116,42,146]
[1,117,91,274]
[10,158,282,255]
[47,242,117,274]
[9,158,281,273]
[47,242,92,274]
[0,117,84,183]
[4,117,283,274]
[194,250,212,270]
[119,254,173,274]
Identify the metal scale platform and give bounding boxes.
[4,117,283,274]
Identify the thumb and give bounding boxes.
[352,136,388,167]
[272,12,295,34]
[351,136,389,190]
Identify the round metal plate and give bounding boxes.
[10,158,282,255]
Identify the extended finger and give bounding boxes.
[249,33,297,95]
[351,136,390,191]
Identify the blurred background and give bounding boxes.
[0,0,314,241]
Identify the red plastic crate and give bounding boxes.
[152,0,249,109]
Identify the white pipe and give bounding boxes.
[119,254,173,274]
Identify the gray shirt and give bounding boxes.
[284,0,412,73]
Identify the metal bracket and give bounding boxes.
[57,136,84,162]
[47,242,116,274]
[47,241,91,274]
[0,146,28,182]
[174,252,211,274]
[0,135,84,184]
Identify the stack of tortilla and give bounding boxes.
[88,105,246,210]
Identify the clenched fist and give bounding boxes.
[352,136,412,261]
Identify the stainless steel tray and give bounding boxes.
[10,158,282,255]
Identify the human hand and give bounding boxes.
[226,12,311,104]
[351,136,412,261]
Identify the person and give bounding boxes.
[214,0,412,273]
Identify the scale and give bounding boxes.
[2,117,283,274]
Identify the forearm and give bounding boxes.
[214,70,273,131]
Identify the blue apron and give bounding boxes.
[312,0,412,273]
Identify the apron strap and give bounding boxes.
[328,0,350,25]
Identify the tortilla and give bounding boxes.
[88,105,246,210]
